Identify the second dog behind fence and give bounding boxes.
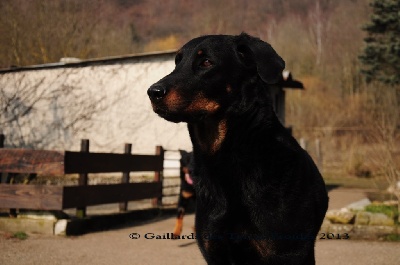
[173,150,196,238]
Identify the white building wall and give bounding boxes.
[0,54,192,154]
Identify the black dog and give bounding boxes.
[148,33,328,265]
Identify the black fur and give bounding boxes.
[148,33,328,265]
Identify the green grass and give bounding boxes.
[12,231,28,240]
[385,233,400,242]
[365,204,399,221]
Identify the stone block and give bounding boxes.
[319,219,331,233]
[54,219,68,236]
[326,209,355,224]
[369,213,395,226]
[355,211,372,225]
[327,224,353,234]
[0,217,55,235]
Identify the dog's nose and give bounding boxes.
[147,84,167,100]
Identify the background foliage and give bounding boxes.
[359,0,400,85]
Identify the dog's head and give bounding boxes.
[147,33,285,123]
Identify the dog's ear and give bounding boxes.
[235,33,285,85]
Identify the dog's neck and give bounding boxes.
[188,117,227,155]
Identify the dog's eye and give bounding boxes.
[200,59,213,68]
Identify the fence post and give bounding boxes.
[152,146,164,207]
[119,143,132,212]
[0,134,4,148]
[76,139,89,218]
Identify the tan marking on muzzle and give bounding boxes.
[164,89,183,111]
[186,93,220,113]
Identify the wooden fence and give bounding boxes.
[0,137,166,218]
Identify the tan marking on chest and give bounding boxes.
[211,119,227,153]
[193,119,227,155]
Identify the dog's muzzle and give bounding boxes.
[147,84,167,101]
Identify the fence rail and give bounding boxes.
[0,149,64,175]
[0,149,164,175]
[0,136,167,218]
[0,182,163,210]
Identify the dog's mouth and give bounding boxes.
[151,104,185,123]
[151,103,208,124]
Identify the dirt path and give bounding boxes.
[326,187,369,210]
[1,188,399,265]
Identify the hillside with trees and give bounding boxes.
[1,0,369,73]
[0,0,399,186]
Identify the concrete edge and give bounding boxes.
[1,207,177,236]
[0,217,56,235]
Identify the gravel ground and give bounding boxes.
[1,188,399,265]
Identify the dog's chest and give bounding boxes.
[196,160,271,207]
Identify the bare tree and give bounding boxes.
[0,0,110,68]
[0,69,106,149]
[307,0,330,67]
[362,84,400,221]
